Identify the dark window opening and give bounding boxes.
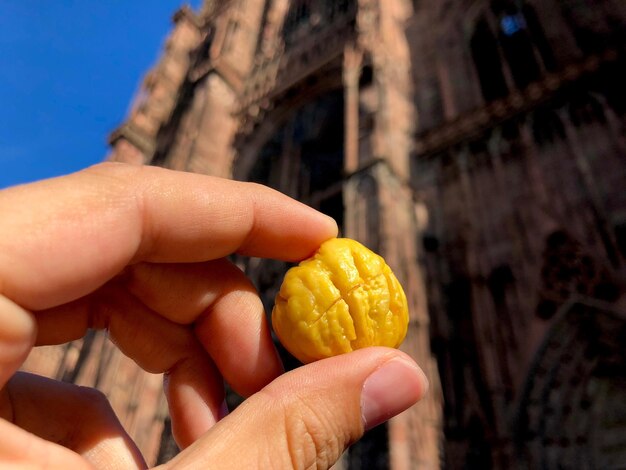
[501,120,520,141]
[301,145,343,193]
[500,13,526,37]
[442,275,498,433]
[546,230,568,249]
[337,0,354,14]
[472,2,556,102]
[319,191,344,233]
[536,299,558,320]
[465,416,494,469]
[597,60,626,115]
[444,277,474,426]
[300,95,345,193]
[574,28,604,55]
[423,235,440,253]
[253,90,345,228]
[499,23,541,89]
[487,265,515,305]
[490,0,516,17]
[469,139,488,156]
[471,18,510,102]
[569,94,607,127]
[359,64,374,88]
[532,108,565,145]
[446,277,473,321]
[593,281,620,302]
[560,1,604,55]
[522,5,557,71]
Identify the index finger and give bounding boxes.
[0,163,337,310]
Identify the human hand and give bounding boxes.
[0,163,427,469]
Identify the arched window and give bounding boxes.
[522,4,557,71]
[470,2,556,102]
[471,18,510,102]
[283,0,311,45]
[492,1,542,89]
[283,0,356,45]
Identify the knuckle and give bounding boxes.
[82,161,134,184]
[82,162,146,196]
[276,394,345,470]
[84,161,138,177]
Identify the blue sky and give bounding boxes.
[0,1,202,189]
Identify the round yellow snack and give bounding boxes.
[271,238,409,363]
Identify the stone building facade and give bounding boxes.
[23,0,626,468]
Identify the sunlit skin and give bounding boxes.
[0,163,427,469]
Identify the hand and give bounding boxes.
[0,163,428,469]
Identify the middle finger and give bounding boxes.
[124,259,283,397]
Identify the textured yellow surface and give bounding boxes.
[271,238,409,363]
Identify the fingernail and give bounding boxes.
[361,358,428,430]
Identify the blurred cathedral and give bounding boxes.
[22,0,626,468]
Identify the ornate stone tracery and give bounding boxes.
[516,300,626,468]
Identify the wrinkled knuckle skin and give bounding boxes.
[83,161,148,191]
[85,161,136,175]
[282,397,345,470]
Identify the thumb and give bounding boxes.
[0,295,37,390]
[163,347,428,470]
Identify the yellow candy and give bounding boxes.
[271,238,409,363]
